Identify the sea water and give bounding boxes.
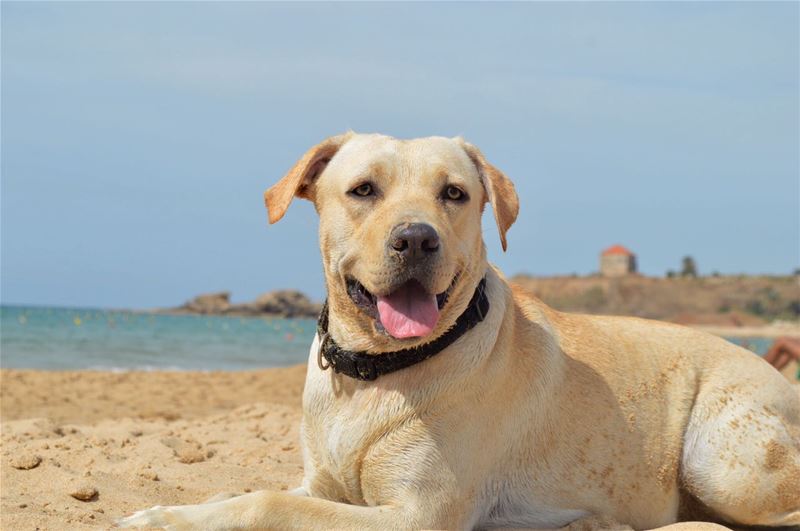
[0,305,315,371]
[0,305,773,371]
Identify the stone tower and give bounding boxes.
[600,244,637,277]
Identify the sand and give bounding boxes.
[0,366,306,530]
[1,344,796,530]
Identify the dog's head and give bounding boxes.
[265,133,518,349]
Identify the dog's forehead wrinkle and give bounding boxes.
[329,133,473,175]
[356,134,473,170]
[328,137,399,175]
[406,141,477,174]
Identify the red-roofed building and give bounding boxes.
[600,244,637,277]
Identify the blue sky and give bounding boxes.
[2,2,798,308]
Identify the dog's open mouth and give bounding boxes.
[346,277,455,339]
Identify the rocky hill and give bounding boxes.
[510,274,799,324]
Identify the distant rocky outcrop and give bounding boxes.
[164,290,322,318]
[246,290,321,318]
[180,292,232,314]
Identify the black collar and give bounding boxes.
[315,277,489,381]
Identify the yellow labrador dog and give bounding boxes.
[120,133,799,530]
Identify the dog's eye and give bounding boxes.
[443,185,467,202]
[350,183,374,198]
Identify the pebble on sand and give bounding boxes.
[177,447,206,464]
[137,470,159,481]
[69,485,98,502]
[10,454,42,470]
[161,436,208,464]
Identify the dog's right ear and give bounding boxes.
[264,133,352,224]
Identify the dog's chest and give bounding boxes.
[304,381,412,503]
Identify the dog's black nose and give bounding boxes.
[389,223,440,262]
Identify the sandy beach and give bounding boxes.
[0,366,307,530]
[1,328,797,530]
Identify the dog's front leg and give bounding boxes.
[117,489,416,530]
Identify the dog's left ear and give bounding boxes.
[458,140,520,251]
[264,132,353,224]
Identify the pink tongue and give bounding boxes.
[376,281,439,339]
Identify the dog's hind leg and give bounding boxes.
[680,382,800,528]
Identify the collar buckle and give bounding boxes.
[356,359,379,381]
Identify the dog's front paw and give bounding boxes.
[116,505,189,530]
